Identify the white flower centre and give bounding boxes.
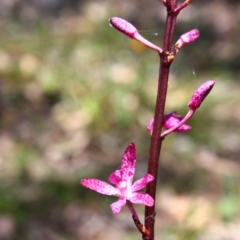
[118,180,131,198]
[119,180,127,188]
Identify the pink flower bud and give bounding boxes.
[175,29,200,49]
[146,118,154,135]
[109,17,138,38]
[109,17,163,53]
[188,80,215,110]
[163,112,191,132]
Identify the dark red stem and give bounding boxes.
[144,1,178,239]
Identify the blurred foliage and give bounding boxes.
[0,0,240,239]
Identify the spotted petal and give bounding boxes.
[129,192,154,206]
[110,198,127,214]
[120,143,136,183]
[80,178,120,196]
[109,169,123,185]
[131,174,154,192]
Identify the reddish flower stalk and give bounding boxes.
[144,1,179,239]
[174,0,192,13]
[127,201,151,237]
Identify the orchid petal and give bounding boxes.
[110,198,126,214]
[80,178,120,196]
[131,174,154,192]
[163,114,191,132]
[109,169,122,185]
[129,192,154,206]
[120,143,136,183]
[175,124,192,132]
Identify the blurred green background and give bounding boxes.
[0,0,240,239]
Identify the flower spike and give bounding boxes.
[188,80,216,110]
[80,143,154,214]
[109,17,163,53]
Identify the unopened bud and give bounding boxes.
[109,17,138,38]
[146,118,154,135]
[109,17,163,53]
[188,80,215,110]
[175,29,200,49]
[163,112,191,132]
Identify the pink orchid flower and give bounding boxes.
[146,112,191,135]
[163,112,192,132]
[80,143,154,214]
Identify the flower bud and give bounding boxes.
[146,118,154,135]
[175,29,200,49]
[109,17,163,53]
[109,17,138,38]
[188,80,215,110]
